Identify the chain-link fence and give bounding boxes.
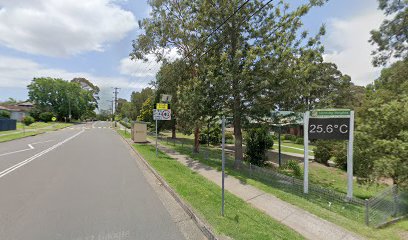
[365,185,408,227]
[145,132,408,227]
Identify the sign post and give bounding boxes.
[303,111,309,194]
[347,111,355,199]
[153,106,172,157]
[304,109,354,198]
[221,116,225,216]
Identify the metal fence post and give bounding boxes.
[249,163,252,177]
[393,185,398,217]
[365,199,369,226]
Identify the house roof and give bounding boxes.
[0,106,11,111]
[1,105,30,112]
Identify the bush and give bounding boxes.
[314,140,332,165]
[314,140,347,168]
[225,132,234,143]
[39,112,54,122]
[283,134,296,141]
[244,127,274,166]
[283,160,302,178]
[0,110,10,119]
[295,137,304,145]
[332,144,347,170]
[22,116,35,126]
[200,125,222,145]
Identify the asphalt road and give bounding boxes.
[0,121,187,240]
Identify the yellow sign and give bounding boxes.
[51,117,57,122]
[156,103,168,110]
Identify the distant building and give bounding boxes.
[0,102,34,121]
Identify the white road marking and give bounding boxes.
[0,140,54,157]
[92,121,99,128]
[0,129,84,179]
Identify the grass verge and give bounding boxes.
[151,135,407,240]
[132,142,304,240]
[0,122,73,142]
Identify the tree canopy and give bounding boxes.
[27,77,98,121]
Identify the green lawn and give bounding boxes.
[0,122,73,142]
[146,133,407,240]
[133,143,304,240]
[309,162,386,199]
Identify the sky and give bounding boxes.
[0,0,385,110]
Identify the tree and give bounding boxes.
[132,0,328,167]
[354,60,408,188]
[137,96,154,123]
[370,0,408,66]
[130,88,154,117]
[27,77,98,120]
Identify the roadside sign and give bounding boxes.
[153,109,171,120]
[303,109,355,199]
[156,103,169,110]
[51,117,57,122]
[308,109,351,140]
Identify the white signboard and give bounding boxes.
[153,109,171,121]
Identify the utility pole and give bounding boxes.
[113,87,120,127]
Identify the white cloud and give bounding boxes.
[0,54,144,89]
[323,7,385,86]
[119,48,180,78]
[0,0,137,57]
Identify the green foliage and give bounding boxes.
[27,77,98,120]
[354,60,408,188]
[314,140,332,165]
[245,127,274,166]
[39,112,54,122]
[0,110,10,119]
[225,132,234,144]
[295,137,304,145]
[22,116,35,126]
[283,160,303,178]
[370,0,408,66]
[283,134,296,141]
[132,0,332,165]
[137,96,153,123]
[200,125,221,145]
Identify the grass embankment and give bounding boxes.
[133,143,304,240]
[0,122,73,142]
[148,132,406,240]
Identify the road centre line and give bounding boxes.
[0,140,54,157]
[0,129,84,179]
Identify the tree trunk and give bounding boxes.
[233,96,243,169]
[171,118,176,139]
[194,126,200,153]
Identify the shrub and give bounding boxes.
[22,116,35,126]
[245,127,274,166]
[295,137,304,145]
[283,160,302,178]
[332,143,347,170]
[283,134,296,141]
[39,112,54,122]
[225,132,234,143]
[200,125,222,145]
[0,110,10,119]
[314,140,332,165]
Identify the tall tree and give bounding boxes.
[354,60,408,188]
[132,0,327,166]
[28,77,97,120]
[370,0,408,66]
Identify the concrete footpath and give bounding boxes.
[153,142,363,240]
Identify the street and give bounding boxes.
[0,121,187,240]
